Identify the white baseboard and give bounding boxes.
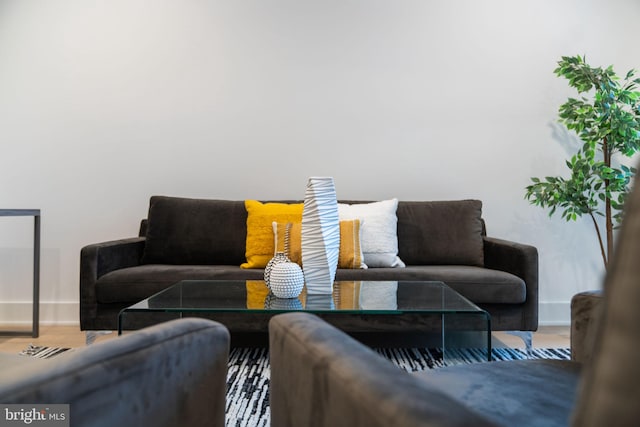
[0,301,79,326]
[539,301,571,326]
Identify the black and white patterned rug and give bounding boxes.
[225,346,571,427]
[21,344,571,427]
[19,344,72,359]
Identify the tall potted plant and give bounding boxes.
[525,55,640,268]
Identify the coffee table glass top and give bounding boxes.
[119,280,492,362]
[122,280,486,314]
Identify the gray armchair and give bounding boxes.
[269,174,640,427]
[269,312,575,427]
[0,318,230,427]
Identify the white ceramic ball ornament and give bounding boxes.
[269,262,305,298]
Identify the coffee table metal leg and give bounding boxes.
[117,311,125,336]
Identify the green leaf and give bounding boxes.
[625,69,636,80]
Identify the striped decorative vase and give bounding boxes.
[301,176,340,294]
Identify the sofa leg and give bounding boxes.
[506,331,533,355]
[85,330,113,345]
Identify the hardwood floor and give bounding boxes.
[0,325,116,353]
[493,326,570,349]
[0,324,570,354]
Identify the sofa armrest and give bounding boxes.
[0,318,230,427]
[570,290,603,363]
[483,236,539,330]
[269,312,497,427]
[80,237,146,329]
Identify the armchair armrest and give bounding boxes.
[269,312,497,427]
[571,290,603,363]
[483,237,539,330]
[0,318,230,427]
[80,237,146,329]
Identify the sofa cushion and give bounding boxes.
[335,265,525,304]
[141,196,247,265]
[96,264,524,305]
[397,200,484,267]
[96,265,265,303]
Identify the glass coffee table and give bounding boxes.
[118,279,492,361]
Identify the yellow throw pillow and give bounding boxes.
[246,280,270,308]
[245,280,269,310]
[334,281,361,308]
[273,221,302,263]
[338,219,366,269]
[241,200,304,269]
[274,219,367,269]
[246,280,308,307]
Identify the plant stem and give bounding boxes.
[603,136,613,268]
[589,212,608,268]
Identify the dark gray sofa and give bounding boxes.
[80,196,538,344]
[0,318,230,427]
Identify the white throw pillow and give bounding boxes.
[359,281,398,309]
[337,199,405,268]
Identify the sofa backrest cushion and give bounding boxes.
[141,196,247,265]
[397,200,484,266]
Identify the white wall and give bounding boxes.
[1,0,638,326]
